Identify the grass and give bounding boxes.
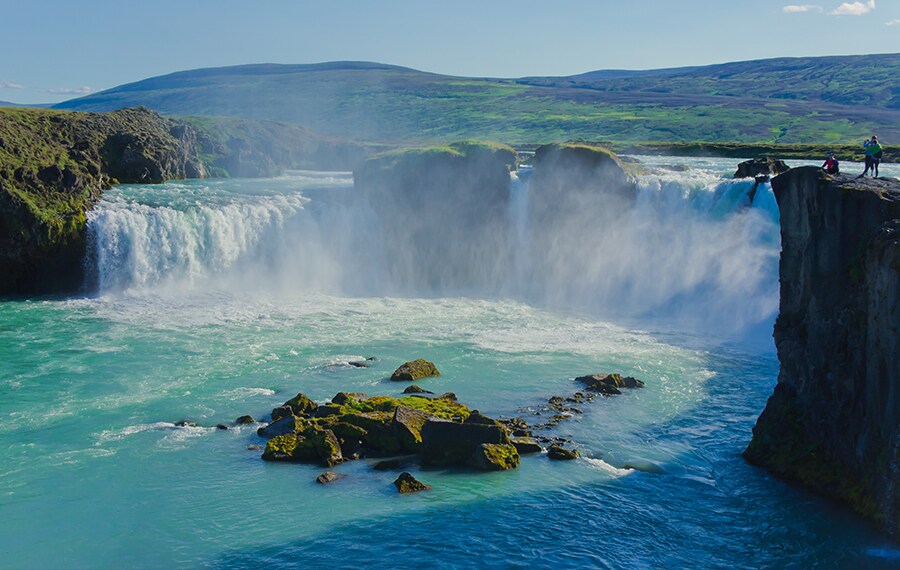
[51,57,900,146]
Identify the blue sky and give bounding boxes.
[1,0,898,104]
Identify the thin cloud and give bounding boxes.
[46,86,95,95]
[0,80,24,89]
[783,5,822,13]
[886,18,900,26]
[830,0,876,16]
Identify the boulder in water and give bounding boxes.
[315,471,347,485]
[467,443,520,471]
[261,427,343,467]
[511,436,543,454]
[575,373,645,395]
[235,415,256,425]
[547,445,579,460]
[280,392,318,417]
[390,359,440,382]
[734,157,789,179]
[402,385,433,395]
[394,472,431,494]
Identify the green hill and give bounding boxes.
[54,57,900,145]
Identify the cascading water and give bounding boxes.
[85,158,781,335]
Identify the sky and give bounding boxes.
[1,0,899,104]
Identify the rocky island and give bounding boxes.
[745,167,899,538]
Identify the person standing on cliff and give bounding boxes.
[862,136,883,177]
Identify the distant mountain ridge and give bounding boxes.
[54,54,900,144]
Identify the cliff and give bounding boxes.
[354,141,517,291]
[0,107,372,295]
[745,167,900,537]
[0,107,206,294]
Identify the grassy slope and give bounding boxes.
[529,54,900,109]
[53,58,900,146]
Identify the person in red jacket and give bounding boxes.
[822,152,840,175]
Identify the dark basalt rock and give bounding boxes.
[331,392,368,406]
[257,416,305,439]
[394,472,431,494]
[174,420,197,427]
[216,424,228,430]
[745,168,900,538]
[390,359,441,382]
[235,415,255,425]
[734,157,789,179]
[421,417,510,466]
[547,445,579,461]
[510,436,543,454]
[575,373,645,395]
[402,385,433,395]
[316,471,347,485]
[438,392,458,402]
[392,405,431,452]
[464,410,504,427]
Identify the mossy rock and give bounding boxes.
[421,418,511,466]
[257,415,307,439]
[282,392,318,416]
[390,359,441,382]
[392,405,430,452]
[261,427,343,467]
[574,373,644,395]
[332,392,368,406]
[467,443,520,471]
[394,472,431,494]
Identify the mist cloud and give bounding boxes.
[886,18,900,26]
[0,80,24,89]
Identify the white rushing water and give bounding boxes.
[86,158,783,335]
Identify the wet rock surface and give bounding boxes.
[394,472,431,494]
[390,359,441,382]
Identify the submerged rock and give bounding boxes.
[373,458,403,471]
[547,445,579,461]
[316,471,347,485]
[394,472,431,494]
[390,359,441,382]
[174,420,197,427]
[216,424,229,430]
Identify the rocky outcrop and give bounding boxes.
[0,106,207,295]
[353,141,517,292]
[745,167,899,538]
[394,472,431,494]
[390,359,440,382]
[527,143,638,296]
[733,157,790,179]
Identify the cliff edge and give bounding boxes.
[745,166,899,537]
[0,107,205,294]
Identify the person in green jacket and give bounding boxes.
[863,135,883,178]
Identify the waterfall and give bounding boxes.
[507,166,532,294]
[85,164,782,334]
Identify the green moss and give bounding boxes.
[390,359,441,382]
[469,443,520,471]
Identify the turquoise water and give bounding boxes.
[1,160,898,568]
